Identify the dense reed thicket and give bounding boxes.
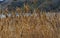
[0,5,60,38]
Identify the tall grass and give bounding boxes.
[0,4,60,38]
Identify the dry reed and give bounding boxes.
[0,6,60,38]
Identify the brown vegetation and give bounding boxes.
[0,6,60,38]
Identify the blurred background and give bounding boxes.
[0,0,60,12]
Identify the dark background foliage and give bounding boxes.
[1,0,60,12]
